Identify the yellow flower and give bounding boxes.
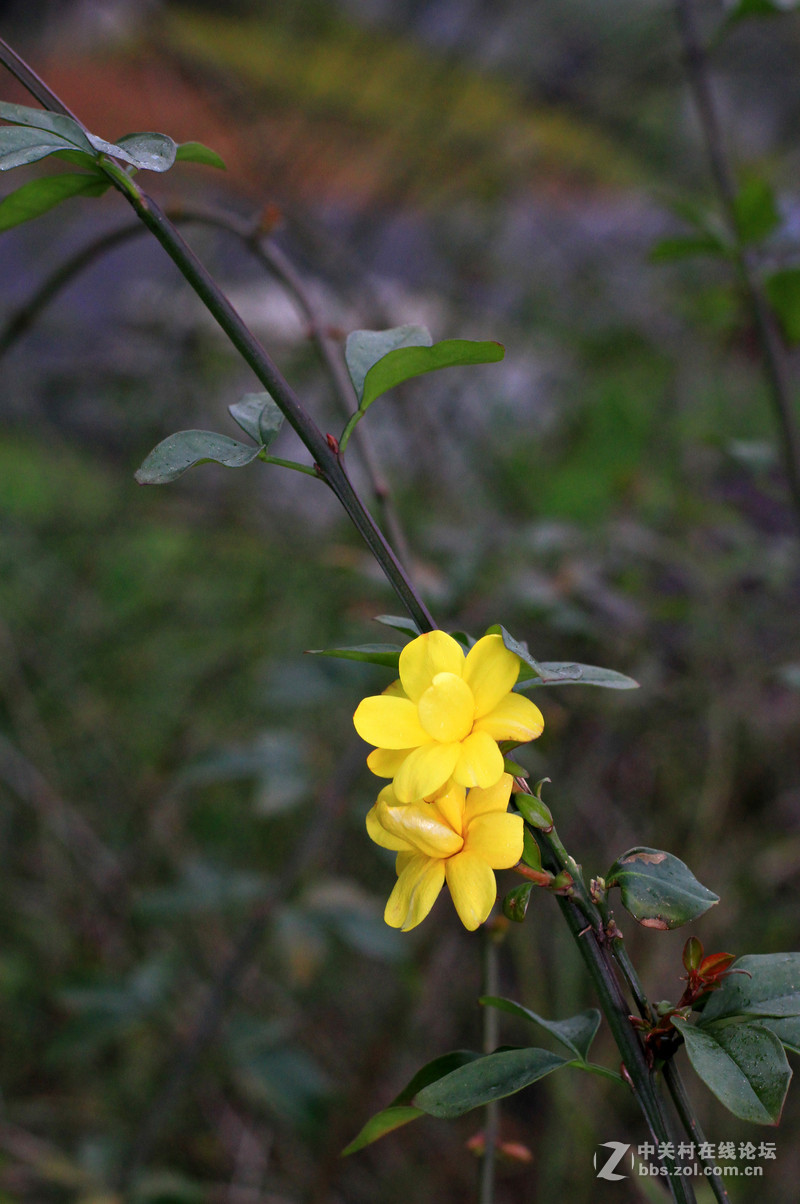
[366,775,523,931]
[353,630,544,802]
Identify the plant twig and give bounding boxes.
[674,0,800,528]
[479,926,499,1204]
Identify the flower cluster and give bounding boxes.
[354,630,544,930]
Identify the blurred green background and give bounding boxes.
[0,1,798,1200]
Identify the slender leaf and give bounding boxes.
[516,663,639,690]
[480,998,601,1063]
[487,624,579,683]
[345,326,432,402]
[733,177,780,245]
[373,614,420,638]
[413,1046,568,1118]
[135,431,262,485]
[673,1017,791,1124]
[343,1050,479,1154]
[0,172,109,232]
[650,234,728,263]
[176,140,227,169]
[0,126,81,171]
[305,644,402,668]
[228,393,284,446]
[0,101,95,153]
[765,268,800,345]
[360,338,505,411]
[606,848,719,929]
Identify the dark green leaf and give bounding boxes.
[650,234,728,263]
[0,172,110,232]
[502,882,533,922]
[606,848,719,929]
[228,393,284,446]
[360,338,505,411]
[135,431,262,484]
[479,999,601,1063]
[0,126,81,171]
[305,644,403,668]
[516,662,639,690]
[765,268,800,345]
[700,954,800,1025]
[345,326,432,402]
[176,140,227,169]
[0,101,95,153]
[733,177,780,245]
[413,1046,568,1118]
[343,1050,479,1154]
[373,614,420,638]
[672,1017,791,1125]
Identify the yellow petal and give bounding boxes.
[378,800,463,858]
[417,672,475,742]
[353,695,429,749]
[431,780,466,833]
[385,854,446,930]
[452,729,504,790]
[474,693,544,742]
[445,850,496,930]
[464,811,524,869]
[393,741,460,803]
[464,775,513,824]
[366,791,411,852]
[366,747,411,778]
[463,634,521,718]
[398,630,465,703]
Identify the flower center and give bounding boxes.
[417,672,475,743]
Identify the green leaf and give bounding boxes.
[516,663,639,690]
[228,393,284,446]
[486,625,580,683]
[502,882,533,922]
[305,644,402,668]
[86,130,177,172]
[345,326,432,402]
[724,0,798,25]
[606,848,719,929]
[700,954,800,1024]
[765,268,800,345]
[360,338,505,412]
[732,177,780,245]
[176,140,227,169]
[413,1046,568,1118]
[479,999,601,1063]
[135,431,263,484]
[650,233,728,263]
[0,172,110,232]
[0,126,81,171]
[672,1017,791,1124]
[521,827,543,870]
[0,101,95,154]
[342,1050,479,1154]
[373,614,420,638]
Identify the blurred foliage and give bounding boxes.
[0,1,799,1202]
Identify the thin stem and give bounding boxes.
[674,0,800,528]
[118,190,437,634]
[0,36,83,123]
[259,454,318,476]
[479,929,499,1204]
[662,1060,731,1204]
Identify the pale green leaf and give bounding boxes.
[135,431,262,484]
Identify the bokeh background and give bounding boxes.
[0,1,798,1201]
